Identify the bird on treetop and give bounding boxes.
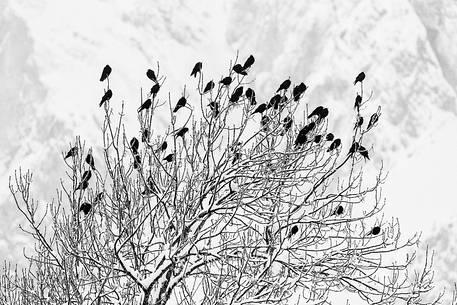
[173,97,187,113]
[190,62,202,78]
[99,65,111,82]
[232,64,247,76]
[99,89,113,107]
[138,99,152,113]
[243,55,255,70]
[146,69,157,83]
[277,79,291,92]
[354,72,365,85]
[203,80,215,94]
[64,146,78,159]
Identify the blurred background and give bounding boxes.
[1,0,456,302]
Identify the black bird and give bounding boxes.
[229,86,244,103]
[232,64,247,76]
[260,115,270,127]
[99,89,113,107]
[325,133,334,141]
[99,65,111,82]
[314,135,322,143]
[130,137,139,152]
[358,145,370,160]
[160,141,167,151]
[243,55,255,70]
[267,94,281,109]
[64,146,78,159]
[367,106,381,130]
[203,81,215,94]
[308,106,324,119]
[150,83,160,98]
[146,69,157,83]
[354,116,364,130]
[318,108,329,120]
[163,153,174,162]
[293,82,307,101]
[220,76,232,86]
[354,94,362,111]
[232,152,241,164]
[138,99,152,112]
[190,62,202,78]
[283,116,293,131]
[133,153,141,169]
[173,97,187,113]
[333,205,344,216]
[81,170,92,183]
[368,226,381,236]
[142,129,149,143]
[348,142,360,155]
[295,133,307,147]
[245,88,256,105]
[299,122,316,135]
[75,180,89,191]
[85,153,95,170]
[79,202,92,215]
[288,225,299,238]
[354,72,365,85]
[252,103,267,115]
[276,79,291,92]
[327,138,341,152]
[176,127,189,138]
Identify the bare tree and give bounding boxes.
[0,56,449,305]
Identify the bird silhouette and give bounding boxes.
[85,153,95,170]
[325,133,334,141]
[260,115,270,127]
[99,89,113,107]
[308,106,324,119]
[358,145,370,160]
[318,108,329,120]
[176,127,189,138]
[232,152,241,164]
[150,83,160,98]
[354,116,364,130]
[173,97,187,113]
[314,135,322,143]
[267,94,281,109]
[332,205,344,216]
[75,180,89,191]
[163,153,174,162]
[277,79,291,92]
[146,69,157,83]
[190,62,202,78]
[283,116,293,132]
[300,122,316,135]
[367,106,381,130]
[295,133,307,147]
[81,170,92,183]
[327,138,341,152]
[354,94,362,111]
[243,55,255,70]
[348,142,360,155]
[160,141,167,151]
[245,88,256,105]
[220,76,232,86]
[64,146,78,159]
[232,64,247,76]
[133,153,141,169]
[142,129,149,143]
[230,86,244,103]
[138,99,152,112]
[130,137,139,152]
[99,65,111,82]
[368,226,381,236]
[203,81,215,94]
[354,72,365,85]
[252,103,267,115]
[79,202,92,215]
[288,225,298,238]
[293,82,307,101]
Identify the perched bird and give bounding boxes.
[75,180,89,191]
[288,225,299,238]
[252,103,267,115]
[293,82,307,101]
[141,129,149,143]
[138,99,152,112]
[267,94,281,109]
[176,127,189,138]
[243,55,255,70]
[160,141,167,151]
[130,137,139,152]
[99,65,112,82]
[276,79,291,92]
[327,138,341,152]
[333,205,344,216]
[358,145,370,160]
[150,83,160,98]
[325,133,334,141]
[367,106,381,130]
[173,97,187,113]
[354,116,364,130]
[354,94,362,111]
[232,64,247,75]
[300,122,316,135]
[348,142,360,155]
[308,106,324,119]
[260,115,270,127]
[99,89,113,107]
[146,69,157,83]
[232,152,241,164]
[283,116,293,132]
[203,81,215,94]
[229,86,244,103]
[85,153,95,170]
[354,72,365,85]
[64,146,78,159]
[220,76,232,86]
[245,88,256,105]
[318,108,329,120]
[133,153,141,169]
[295,133,307,147]
[190,62,202,78]
[163,153,174,162]
[81,170,92,183]
[79,202,92,215]
[368,226,381,236]
[314,135,322,143]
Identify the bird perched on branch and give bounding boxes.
[203,81,215,94]
[308,106,328,120]
[81,170,92,183]
[332,205,344,216]
[358,145,370,160]
[75,180,89,191]
[282,116,293,132]
[85,153,95,170]
[277,79,291,92]
[133,153,141,169]
[220,76,232,86]
[327,138,341,152]
[252,103,267,115]
[99,65,111,82]
[354,72,365,85]
[230,86,244,103]
[243,55,255,70]
[292,82,307,101]
[267,94,281,109]
[173,97,187,113]
[64,146,78,159]
[190,62,202,78]
[146,69,157,83]
[348,142,360,155]
[354,116,364,130]
[79,202,92,215]
[160,141,167,152]
[232,64,247,76]
[367,106,381,130]
[176,127,189,138]
[163,153,174,163]
[325,133,334,141]
[367,226,381,236]
[138,99,152,112]
[150,83,160,98]
[99,89,113,107]
[314,135,322,143]
[130,137,139,152]
[288,225,298,238]
[354,94,362,112]
[141,129,149,143]
[245,88,256,105]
